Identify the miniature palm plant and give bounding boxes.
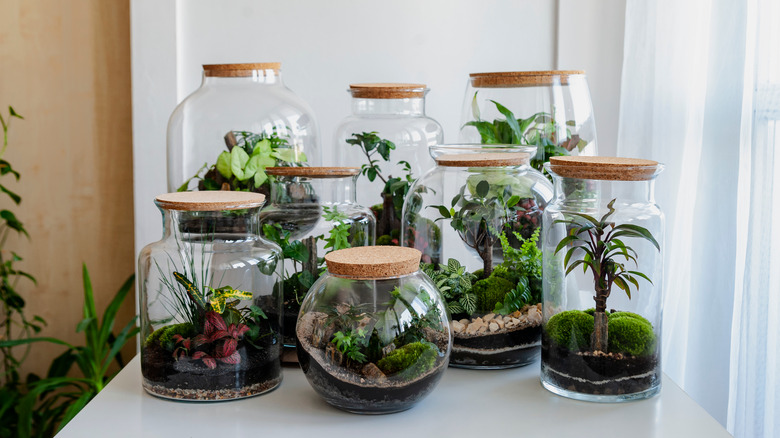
[554,199,659,352]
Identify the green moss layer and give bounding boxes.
[545,310,594,351]
[144,323,196,351]
[377,342,436,379]
[607,313,656,356]
[472,276,515,313]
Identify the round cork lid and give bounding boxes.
[470,70,585,88]
[548,156,661,181]
[325,247,422,279]
[436,152,531,167]
[154,191,266,211]
[203,63,281,77]
[349,83,427,99]
[264,167,360,178]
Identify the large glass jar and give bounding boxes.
[167,62,320,197]
[138,191,282,401]
[402,145,553,369]
[541,156,664,402]
[459,70,597,176]
[334,83,444,246]
[258,167,376,353]
[296,246,451,414]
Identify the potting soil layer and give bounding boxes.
[296,312,448,413]
[141,340,281,401]
[541,343,659,396]
[451,325,541,368]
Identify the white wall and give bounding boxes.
[131,0,625,256]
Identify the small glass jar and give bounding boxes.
[541,156,664,402]
[296,246,451,414]
[334,83,444,245]
[167,62,320,197]
[258,167,376,352]
[459,71,597,176]
[402,145,553,369]
[138,192,282,401]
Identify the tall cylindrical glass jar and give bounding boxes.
[167,62,320,197]
[459,71,597,176]
[402,145,553,369]
[296,246,451,413]
[541,156,664,402]
[334,83,444,246]
[258,167,376,352]
[138,192,283,401]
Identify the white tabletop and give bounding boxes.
[57,355,730,438]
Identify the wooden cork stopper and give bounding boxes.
[349,83,427,99]
[470,70,585,88]
[436,152,531,167]
[203,63,281,77]
[154,191,266,211]
[264,167,360,178]
[325,247,422,279]
[549,156,660,181]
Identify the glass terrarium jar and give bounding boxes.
[167,62,319,197]
[541,156,664,402]
[138,191,282,401]
[459,70,597,176]
[296,246,451,414]
[334,83,444,246]
[402,145,553,369]
[257,167,376,352]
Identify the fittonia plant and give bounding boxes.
[554,199,659,352]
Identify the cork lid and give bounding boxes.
[436,152,531,167]
[324,247,422,279]
[154,191,266,211]
[265,167,360,178]
[470,70,585,88]
[349,83,427,99]
[203,63,281,77]
[548,156,661,181]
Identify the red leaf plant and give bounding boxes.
[173,311,250,369]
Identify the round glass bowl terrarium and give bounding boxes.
[167,62,320,197]
[296,246,451,414]
[138,191,283,401]
[334,83,444,246]
[460,70,597,175]
[402,145,553,369]
[257,166,376,352]
[541,156,664,402]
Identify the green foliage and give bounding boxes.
[607,312,656,356]
[422,259,478,316]
[331,329,368,363]
[144,323,196,351]
[493,277,533,316]
[471,276,514,313]
[376,234,394,245]
[500,228,542,279]
[345,131,396,184]
[321,206,352,252]
[386,286,444,346]
[545,310,594,351]
[377,341,436,379]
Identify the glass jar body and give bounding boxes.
[296,271,451,413]
[167,67,320,195]
[541,172,664,402]
[401,145,553,369]
[459,72,597,175]
[334,94,443,245]
[258,174,376,348]
[138,206,283,401]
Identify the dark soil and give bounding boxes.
[541,341,659,396]
[451,325,541,368]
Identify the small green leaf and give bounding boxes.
[507,195,521,208]
[216,151,232,178]
[9,106,23,119]
[475,180,489,198]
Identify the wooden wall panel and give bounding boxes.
[0,0,135,378]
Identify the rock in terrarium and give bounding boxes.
[296,246,451,413]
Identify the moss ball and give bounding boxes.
[377,342,436,379]
[545,310,594,351]
[376,234,395,246]
[471,276,515,312]
[607,314,656,356]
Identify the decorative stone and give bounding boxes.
[488,322,499,332]
[451,320,466,334]
[362,363,387,382]
[459,319,470,325]
[381,343,396,357]
[484,313,495,322]
[494,318,505,329]
[466,322,482,335]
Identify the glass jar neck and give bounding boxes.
[201,69,283,87]
[269,175,358,206]
[350,96,426,116]
[551,177,657,209]
[160,207,262,240]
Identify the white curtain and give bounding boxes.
[618,0,779,435]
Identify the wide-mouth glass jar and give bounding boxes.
[402,145,553,368]
[459,71,597,177]
[334,83,444,246]
[258,167,376,352]
[138,191,282,401]
[167,62,320,197]
[296,246,451,414]
[541,156,664,402]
